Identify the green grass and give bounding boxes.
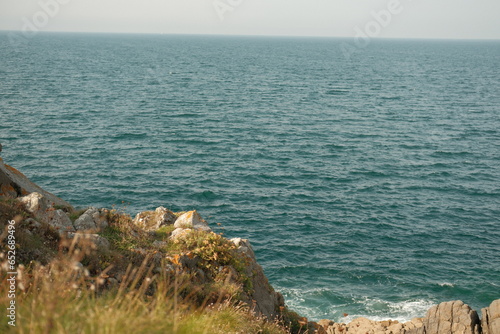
[155,224,177,239]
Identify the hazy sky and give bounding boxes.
[1,0,499,40]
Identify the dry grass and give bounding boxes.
[0,241,288,334]
[0,199,309,334]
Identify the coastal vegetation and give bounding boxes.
[0,196,306,333]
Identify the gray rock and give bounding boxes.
[482,300,500,334]
[133,206,176,231]
[74,207,109,231]
[49,209,74,233]
[74,208,98,231]
[19,192,74,233]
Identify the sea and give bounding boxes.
[1,32,499,322]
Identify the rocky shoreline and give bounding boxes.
[315,300,499,334]
[1,156,498,334]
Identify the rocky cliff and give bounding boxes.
[0,156,498,334]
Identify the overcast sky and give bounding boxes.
[0,0,499,40]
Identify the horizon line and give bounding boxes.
[1,29,500,43]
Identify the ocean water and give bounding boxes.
[1,32,499,322]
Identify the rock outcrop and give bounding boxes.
[231,237,285,320]
[19,192,75,232]
[133,206,176,231]
[171,210,211,239]
[0,157,73,210]
[317,300,495,334]
[421,300,480,334]
[173,210,210,231]
[482,300,500,334]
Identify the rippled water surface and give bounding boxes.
[1,32,499,321]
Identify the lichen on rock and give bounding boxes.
[133,206,176,231]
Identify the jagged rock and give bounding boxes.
[423,301,480,334]
[74,207,108,231]
[482,300,500,334]
[404,318,425,333]
[0,158,73,210]
[320,301,484,334]
[19,192,74,232]
[74,208,98,231]
[173,210,210,231]
[230,237,284,320]
[133,206,176,231]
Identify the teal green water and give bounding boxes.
[1,32,499,321]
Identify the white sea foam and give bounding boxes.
[340,298,436,323]
[280,286,437,323]
[438,282,455,287]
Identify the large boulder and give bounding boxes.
[482,300,500,334]
[133,206,176,231]
[422,301,481,334]
[19,192,74,233]
[0,157,73,210]
[230,237,285,320]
